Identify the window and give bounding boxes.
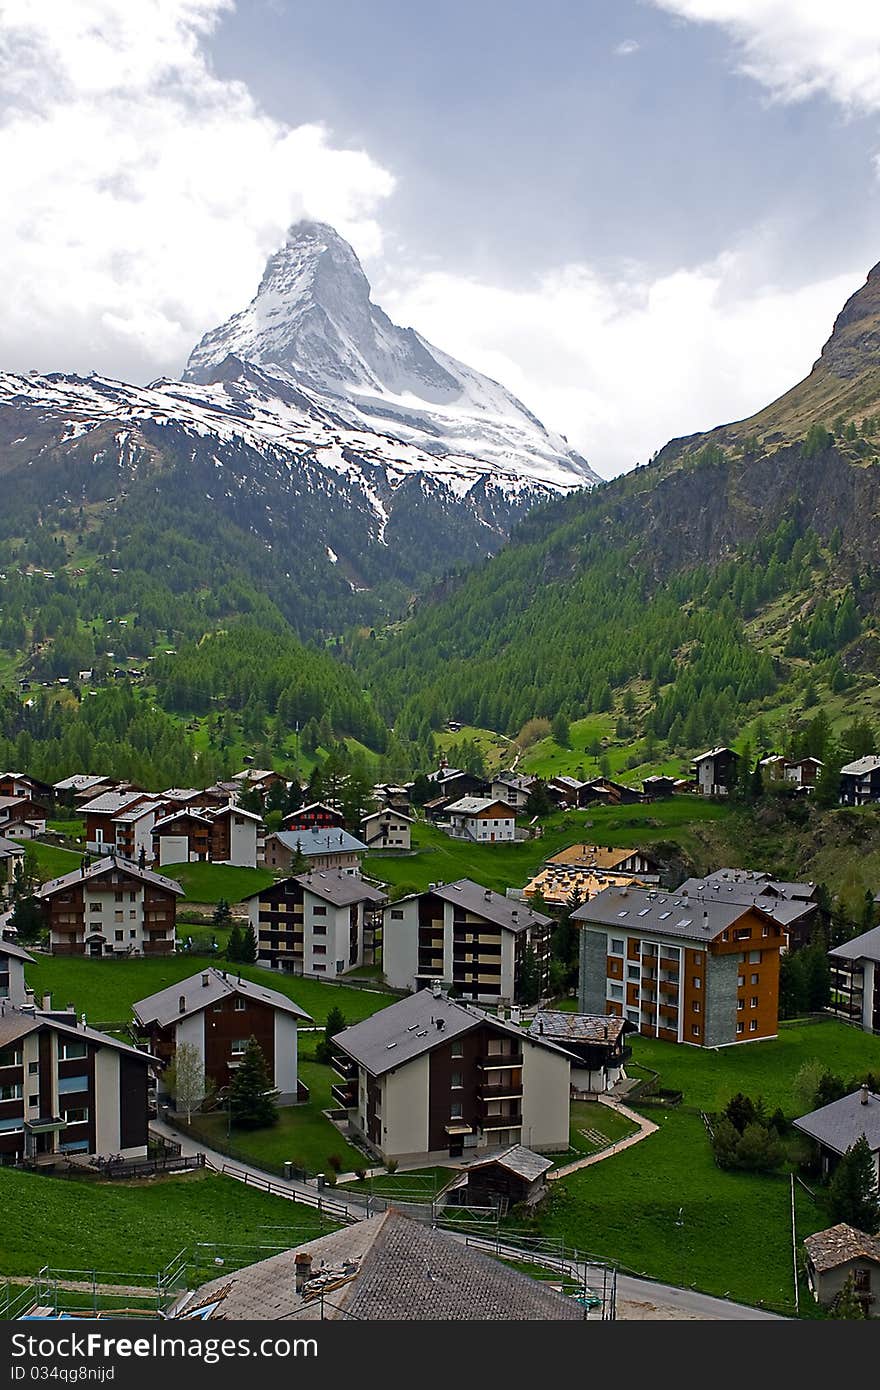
[736,999,744,1011]
[90,903,102,914]
[610,938,624,955]
[313,905,327,917]
[59,1139,89,1153]
[29,1095,38,1107]
[0,1048,22,1068]
[129,929,136,939]
[625,1008,639,1024]
[0,1117,23,1133]
[0,1083,22,1101]
[750,973,759,986]
[608,984,624,1001]
[761,926,769,937]
[749,950,761,964]
[234,998,246,1012]
[60,1041,87,1060]
[130,892,136,903]
[692,976,701,989]
[750,997,758,1009]
[749,1020,758,1032]
[721,930,729,942]
[313,945,326,956]
[390,910,404,920]
[627,964,640,980]
[58,1074,88,1094]
[737,976,745,987]
[450,1101,463,1119]
[691,1024,700,1037]
[115,930,123,941]
[129,910,136,920]
[451,1042,463,1058]
[854,1268,871,1293]
[27,1062,38,1076]
[736,1022,744,1035]
[691,1001,700,1014]
[230,1040,248,1056]
[115,892,123,903]
[64,1107,89,1124]
[451,1071,462,1089]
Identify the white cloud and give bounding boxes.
[381,250,861,477]
[0,0,395,381]
[649,1,880,112]
[614,39,641,56]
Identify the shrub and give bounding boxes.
[327,1153,343,1173]
[354,1166,368,1182]
[385,1158,398,1174]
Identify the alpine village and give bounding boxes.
[4,212,880,1324]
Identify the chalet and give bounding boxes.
[490,774,537,811]
[546,775,586,808]
[573,885,784,1046]
[803,1224,880,1318]
[161,787,231,814]
[232,768,286,795]
[691,747,740,797]
[40,856,183,957]
[382,878,552,1003]
[641,774,678,799]
[359,808,414,850]
[281,802,345,832]
[0,773,52,804]
[830,924,880,1034]
[133,967,312,1105]
[372,784,412,815]
[244,871,386,976]
[0,796,47,839]
[759,754,824,791]
[449,1145,553,1210]
[53,775,116,806]
[169,1209,582,1321]
[840,756,880,806]
[793,1086,880,1185]
[80,791,164,863]
[331,986,572,1162]
[580,777,644,808]
[152,805,263,868]
[676,870,819,951]
[547,844,661,877]
[530,1011,634,1095]
[0,1006,154,1167]
[445,797,517,843]
[0,836,25,901]
[426,766,490,801]
[0,937,34,1006]
[261,828,367,876]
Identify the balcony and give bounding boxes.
[479,1053,523,1069]
[478,1083,523,1101]
[331,1053,357,1080]
[331,1082,356,1108]
[480,1111,523,1130]
[660,957,678,972]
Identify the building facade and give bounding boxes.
[359,809,413,850]
[574,885,784,1046]
[829,924,880,1035]
[261,828,367,875]
[840,757,880,806]
[331,988,572,1163]
[133,967,312,1105]
[245,871,386,977]
[382,879,552,1004]
[40,857,183,957]
[445,798,517,843]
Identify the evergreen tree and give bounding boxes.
[832,1273,866,1319]
[240,922,258,964]
[226,921,244,962]
[213,898,232,932]
[228,1037,279,1130]
[828,1135,880,1233]
[516,945,541,1006]
[9,893,44,944]
[316,1005,347,1063]
[551,712,570,748]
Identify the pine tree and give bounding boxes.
[516,945,541,1006]
[832,1273,866,1319]
[828,1136,880,1233]
[240,922,258,964]
[226,921,244,962]
[228,1037,278,1130]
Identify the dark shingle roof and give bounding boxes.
[571,885,773,943]
[793,1089,880,1156]
[531,1011,629,1046]
[173,1210,581,1321]
[803,1223,880,1273]
[133,967,312,1029]
[459,1144,553,1183]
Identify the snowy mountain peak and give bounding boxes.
[185,223,599,488]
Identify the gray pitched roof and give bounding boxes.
[240,871,386,908]
[0,936,35,963]
[0,836,25,859]
[840,756,880,776]
[445,797,516,815]
[424,879,551,932]
[571,885,774,943]
[40,855,184,899]
[531,1010,629,1046]
[132,966,312,1028]
[78,791,152,815]
[172,1209,581,1321]
[803,1223,880,1273]
[793,1089,880,1156]
[269,829,367,857]
[334,989,569,1078]
[830,924,880,966]
[459,1143,553,1182]
[675,877,815,928]
[0,1005,155,1063]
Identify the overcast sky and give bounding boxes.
[3,1,880,476]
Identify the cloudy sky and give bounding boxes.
[3,1,880,476]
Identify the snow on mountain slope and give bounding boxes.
[184,220,599,490]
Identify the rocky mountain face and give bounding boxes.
[0,223,596,637]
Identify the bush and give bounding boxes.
[354,1166,368,1182]
[327,1153,343,1173]
[385,1158,398,1174]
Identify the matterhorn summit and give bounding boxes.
[184,221,598,489]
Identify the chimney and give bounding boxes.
[42,993,51,1011]
[294,1252,312,1294]
[537,1018,544,1034]
[510,1005,521,1025]
[178,994,186,1013]
[861,1084,869,1106]
[484,889,492,902]
[431,979,442,999]
[201,973,209,987]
